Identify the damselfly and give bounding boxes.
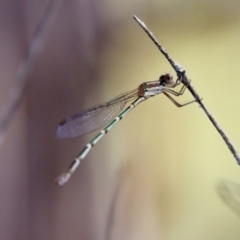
[55,73,195,186]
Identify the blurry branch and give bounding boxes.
[133,15,240,165]
[105,167,125,240]
[0,0,59,146]
[217,179,240,217]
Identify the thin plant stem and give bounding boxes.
[0,0,59,146]
[133,15,240,165]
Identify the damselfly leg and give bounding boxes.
[163,75,196,107]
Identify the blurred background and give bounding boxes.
[1,0,240,239]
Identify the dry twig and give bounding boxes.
[133,15,240,165]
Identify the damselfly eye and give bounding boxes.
[159,73,173,85]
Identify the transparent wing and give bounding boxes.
[217,179,240,217]
[56,88,138,138]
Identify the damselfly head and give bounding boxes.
[58,118,67,126]
[159,73,174,86]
